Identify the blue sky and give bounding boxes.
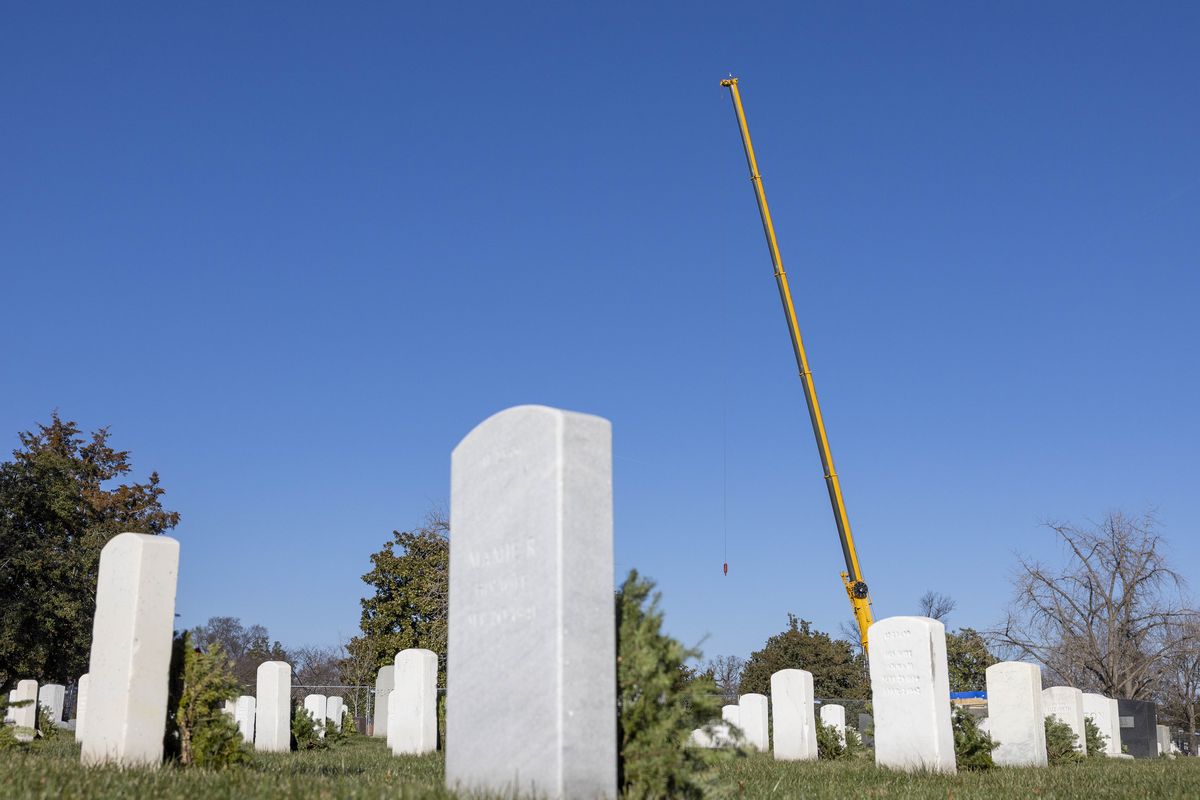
[3,3,1197,664]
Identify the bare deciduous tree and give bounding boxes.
[918,591,957,622]
[1157,615,1200,755]
[704,655,745,704]
[991,511,1188,700]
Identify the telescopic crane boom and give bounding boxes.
[720,77,875,653]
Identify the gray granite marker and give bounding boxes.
[445,405,616,799]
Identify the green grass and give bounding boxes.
[2,737,1198,799]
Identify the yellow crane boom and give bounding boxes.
[720,77,875,652]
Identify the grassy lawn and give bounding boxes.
[3,736,1198,799]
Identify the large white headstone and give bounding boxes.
[81,533,179,767]
[738,693,769,752]
[1081,693,1120,756]
[254,661,291,752]
[1042,686,1087,754]
[868,616,956,773]
[984,661,1047,766]
[390,648,438,755]
[235,695,256,742]
[770,669,817,761]
[819,703,847,746]
[39,683,66,727]
[12,679,38,741]
[74,674,90,741]
[445,406,616,799]
[304,694,328,738]
[326,696,344,731]
[373,664,395,737]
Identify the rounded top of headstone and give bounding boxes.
[101,531,180,557]
[740,693,768,701]
[256,660,291,674]
[452,405,611,459]
[770,667,812,680]
[867,615,946,637]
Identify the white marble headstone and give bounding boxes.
[81,533,179,767]
[74,674,90,741]
[984,661,1047,766]
[739,693,769,752]
[1082,692,1120,756]
[721,704,741,728]
[770,669,817,761]
[326,696,344,731]
[373,664,395,737]
[254,661,291,752]
[1042,686,1087,754]
[12,680,38,741]
[389,648,437,755]
[867,616,956,773]
[235,695,256,742]
[445,406,616,799]
[304,694,328,738]
[820,703,847,746]
[39,683,66,727]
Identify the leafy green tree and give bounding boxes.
[347,511,449,682]
[0,414,179,687]
[946,628,997,692]
[738,615,867,700]
[616,570,730,800]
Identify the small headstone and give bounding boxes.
[1082,692,1121,756]
[867,616,956,773]
[234,695,255,742]
[445,406,616,799]
[820,703,847,746]
[857,713,873,746]
[304,694,328,738]
[1156,724,1170,756]
[738,693,769,752]
[222,699,236,717]
[39,683,66,727]
[12,680,38,741]
[81,533,180,767]
[74,674,90,741]
[721,704,741,727]
[254,661,291,752]
[985,662,1047,766]
[3,690,14,724]
[1042,686,1087,754]
[326,696,344,731]
[390,648,437,755]
[373,665,395,737]
[770,669,817,761]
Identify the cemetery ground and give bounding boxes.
[3,737,1198,799]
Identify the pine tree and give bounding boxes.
[616,570,731,800]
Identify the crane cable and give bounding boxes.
[718,80,731,578]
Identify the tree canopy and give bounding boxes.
[346,511,449,682]
[0,414,179,687]
[738,615,868,699]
